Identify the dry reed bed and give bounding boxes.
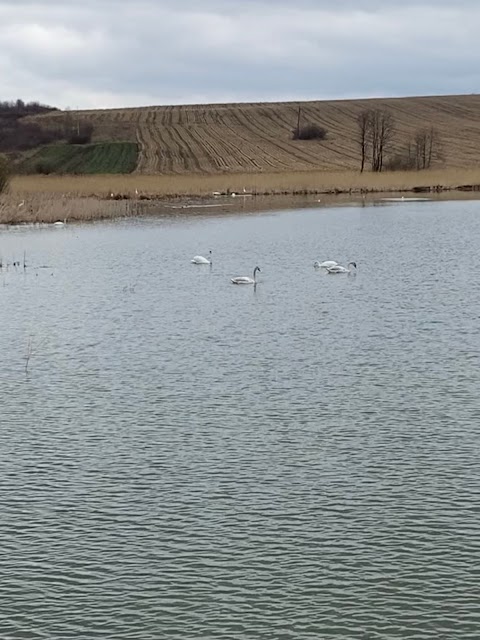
[10,168,480,200]
[3,167,480,224]
[0,194,135,225]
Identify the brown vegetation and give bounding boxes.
[9,167,480,199]
[0,155,9,194]
[3,166,480,225]
[27,94,480,174]
[2,167,480,225]
[0,193,135,225]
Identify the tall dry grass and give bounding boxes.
[9,168,480,199]
[0,193,135,225]
[3,167,480,224]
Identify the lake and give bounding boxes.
[0,197,479,639]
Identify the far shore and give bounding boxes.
[2,167,480,224]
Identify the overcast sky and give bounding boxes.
[0,0,478,109]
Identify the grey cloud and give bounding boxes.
[0,0,478,108]
[4,0,478,6]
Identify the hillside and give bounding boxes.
[27,94,480,175]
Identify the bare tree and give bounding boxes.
[414,127,438,169]
[357,110,371,172]
[369,109,395,172]
[356,108,395,172]
[385,127,442,172]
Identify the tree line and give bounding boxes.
[0,100,94,154]
[292,106,441,172]
[0,100,60,152]
[356,108,440,172]
[0,99,57,118]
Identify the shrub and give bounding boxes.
[0,155,10,193]
[384,149,417,172]
[293,123,327,140]
[34,161,55,175]
[68,134,90,145]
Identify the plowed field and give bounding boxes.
[30,94,480,174]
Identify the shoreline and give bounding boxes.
[2,168,480,224]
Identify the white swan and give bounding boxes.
[191,250,212,265]
[326,261,357,274]
[53,218,66,226]
[231,266,261,285]
[314,260,338,269]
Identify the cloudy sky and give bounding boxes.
[0,0,478,109]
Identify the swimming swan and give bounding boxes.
[314,260,338,269]
[191,250,212,264]
[326,261,357,274]
[231,266,261,285]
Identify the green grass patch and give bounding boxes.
[21,142,138,175]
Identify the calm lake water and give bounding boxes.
[0,198,479,639]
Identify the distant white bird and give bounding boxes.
[231,266,261,285]
[326,261,357,274]
[53,218,66,226]
[314,260,338,269]
[18,200,25,208]
[191,250,212,265]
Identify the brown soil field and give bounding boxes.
[29,94,480,175]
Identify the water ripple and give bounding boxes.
[0,201,479,638]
